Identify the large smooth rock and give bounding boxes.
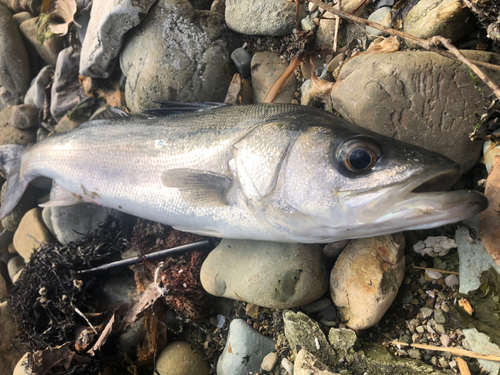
[330,234,405,330]
[0,4,30,111]
[283,310,336,366]
[330,51,500,170]
[120,0,237,113]
[225,0,304,36]
[200,239,328,309]
[80,0,157,78]
[19,17,63,66]
[50,47,81,120]
[156,341,209,375]
[24,65,53,108]
[217,319,275,375]
[0,301,22,374]
[0,106,36,145]
[251,51,297,104]
[403,0,474,45]
[13,208,53,261]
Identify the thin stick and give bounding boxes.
[413,266,459,275]
[390,341,500,362]
[456,357,471,375]
[309,0,500,73]
[74,305,98,334]
[333,0,341,53]
[263,55,303,103]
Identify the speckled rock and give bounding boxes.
[156,341,209,375]
[200,239,328,309]
[225,0,304,36]
[120,0,237,113]
[51,47,81,120]
[330,51,500,170]
[80,0,157,78]
[251,51,297,104]
[10,104,39,130]
[328,328,357,357]
[24,65,53,108]
[13,208,53,261]
[0,4,30,110]
[19,17,63,66]
[217,319,275,375]
[284,311,336,366]
[0,106,37,146]
[330,234,405,330]
[294,349,336,375]
[1,182,37,232]
[0,301,22,374]
[403,0,474,45]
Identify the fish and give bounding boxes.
[0,103,488,243]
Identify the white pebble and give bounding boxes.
[425,269,443,280]
[216,314,225,328]
[444,274,459,288]
[282,358,294,374]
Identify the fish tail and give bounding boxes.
[0,144,29,220]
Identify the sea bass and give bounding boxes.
[0,104,488,243]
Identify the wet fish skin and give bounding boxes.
[0,104,488,243]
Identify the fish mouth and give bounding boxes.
[375,164,488,230]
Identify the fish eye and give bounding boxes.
[337,139,380,173]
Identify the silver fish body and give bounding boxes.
[0,104,488,243]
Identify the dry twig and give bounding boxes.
[412,266,459,275]
[456,357,471,375]
[263,55,303,103]
[391,341,500,362]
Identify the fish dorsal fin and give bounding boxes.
[39,183,83,207]
[90,106,130,121]
[145,102,227,116]
[161,169,232,206]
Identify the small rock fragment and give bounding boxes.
[282,358,293,374]
[294,349,336,375]
[13,208,53,261]
[156,341,209,375]
[413,236,456,257]
[366,7,392,38]
[10,104,39,130]
[434,309,447,324]
[444,274,458,288]
[24,66,53,109]
[407,348,421,360]
[261,352,278,371]
[328,328,356,357]
[217,319,275,375]
[231,48,252,78]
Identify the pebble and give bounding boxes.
[435,324,446,334]
[251,51,297,104]
[330,50,500,170]
[326,53,345,73]
[156,341,209,375]
[438,357,449,368]
[19,17,63,66]
[13,208,53,261]
[7,256,24,282]
[0,301,22,374]
[328,328,356,356]
[434,309,447,324]
[440,334,451,347]
[444,275,458,289]
[24,66,54,109]
[366,7,392,38]
[413,236,456,257]
[300,14,317,32]
[420,307,433,319]
[231,48,252,78]
[10,104,39,130]
[51,47,82,121]
[217,319,275,375]
[80,0,157,78]
[283,310,336,366]
[0,4,30,110]
[294,349,336,375]
[331,234,405,330]
[300,297,333,314]
[200,239,328,309]
[407,348,421,360]
[320,305,337,321]
[225,0,305,36]
[282,358,294,374]
[120,0,236,113]
[261,352,278,371]
[416,326,425,334]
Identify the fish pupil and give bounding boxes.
[349,149,372,170]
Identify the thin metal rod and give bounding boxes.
[77,239,212,274]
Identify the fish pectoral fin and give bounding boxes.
[161,169,232,206]
[172,226,223,237]
[39,183,83,207]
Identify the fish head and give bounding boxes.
[276,112,487,242]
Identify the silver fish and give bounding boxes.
[0,104,488,243]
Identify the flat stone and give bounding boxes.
[366,7,392,38]
[463,328,500,375]
[217,319,275,375]
[13,208,53,261]
[10,104,39,130]
[457,215,500,294]
[200,239,328,309]
[1,182,37,233]
[330,51,500,170]
[0,301,22,374]
[283,310,336,366]
[251,51,297,104]
[24,66,53,108]
[331,234,405,330]
[19,17,63,66]
[156,341,209,375]
[0,4,30,111]
[80,0,157,78]
[403,0,474,45]
[51,47,81,120]
[7,256,24,281]
[294,349,336,375]
[261,352,278,371]
[120,0,237,113]
[225,0,304,36]
[231,48,251,78]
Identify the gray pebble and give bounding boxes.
[366,7,392,38]
[434,309,447,324]
[231,48,252,78]
[407,348,421,360]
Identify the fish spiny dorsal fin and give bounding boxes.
[0,144,29,220]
